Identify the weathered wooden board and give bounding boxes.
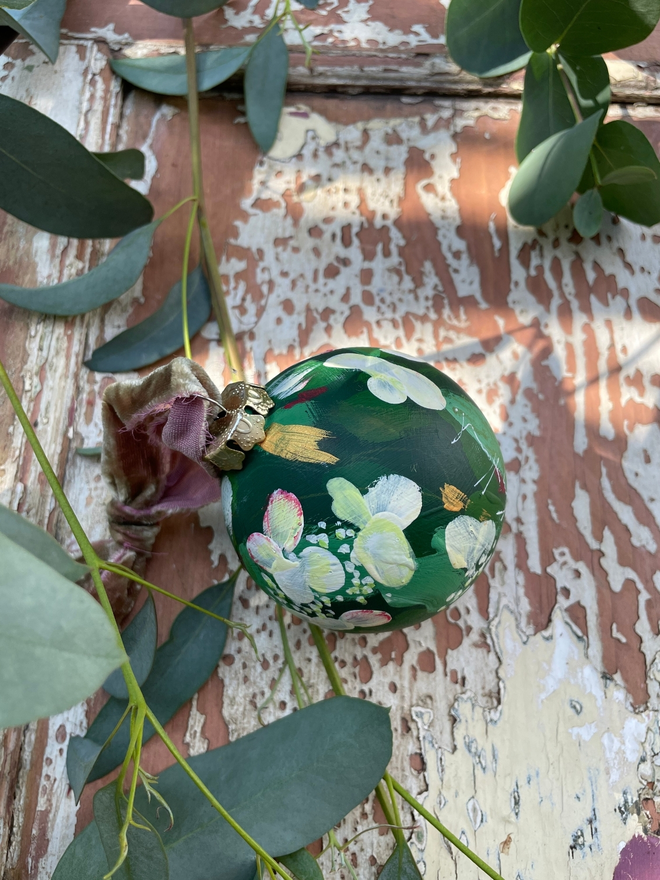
[2,10,660,880]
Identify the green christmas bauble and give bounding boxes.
[223,348,506,633]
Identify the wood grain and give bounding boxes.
[2,9,660,880]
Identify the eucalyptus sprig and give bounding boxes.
[446,0,660,235]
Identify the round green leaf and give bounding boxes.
[520,0,660,55]
[1,0,36,9]
[600,165,657,186]
[139,0,227,17]
[592,120,660,225]
[66,736,105,804]
[111,47,250,97]
[296,0,319,7]
[0,0,66,63]
[82,576,237,782]
[0,502,88,582]
[516,52,574,162]
[557,52,610,119]
[509,111,602,227]
[573,188,603,238]
[94,785,169,880]
[0,93,153,238]
[85,266,211,373]
[93,149,145,180]
[103,593,157,698]
[446,0,530,77]
[0,219,160,316]
[0,532,126,729]
[245,26,289,153]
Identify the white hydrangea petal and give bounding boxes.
[268,363,319,398]
[390,364,446,410]
[364,474,422,529]
[264,489,304,552]
[366,374,407,404]
[353,519,417,588]
[247,532,296,574]
[340,609,392,628]
[298,546,346,594]
[445,516,496,578]
[273,565,315,605]
[324,353,382,372]
[221,476,233,539]
[327,477,372,528]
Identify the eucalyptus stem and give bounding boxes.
[276,606,311,709]
[144,706,291,880]
[309,624,345,695]
[390,778,506,880]
[183,18,245,382]
[99,561,257,655]
[181,200,199,360]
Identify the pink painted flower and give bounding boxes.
[247,489,345,605]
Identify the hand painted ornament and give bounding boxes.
[224,348,506,633]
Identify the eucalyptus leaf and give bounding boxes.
[56,697,392,880]
[279,849,323,880]
[445,0,531,78]
[93,148,145,180]
[573,188,603,238]
[66,736,105,804]
[519,0,660,55]
[509,111,602,227]
[590,120,660,225]
[139,0,228,17]
[94,785,169,880]
[296,0,319,7]
[600,164,657,186]
[245,26,289,153]
[111,47,251,97]
[137,697,392,880]
[0,0,66,63]
[85,266,211,373]
[380,843,423,880]
[0,532,125,729]
[558,52,610,119]
[103,593,157,698]
[516,52,574,162]
[0,94,153,238]
[83,576,236,782]
[0,502,88,582]
[0,219,160,316]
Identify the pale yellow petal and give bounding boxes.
[326,477,372,529]
[353,518,416,588]
[364,474,422,529]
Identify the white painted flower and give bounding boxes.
[326,474,422,588]
[300,609,393,631]
[445,515,496,580]
[324,353,446,410]
[247,489,345,605]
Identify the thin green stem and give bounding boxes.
[144,706,291,880]
[384,772,405,847]
[181,200,199,360]
[390,778,506,880]
[160,194,198,222]
[106,707,146,879]
[276,605,308,710]
[183,18,245,382]
[309,624,345,695]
